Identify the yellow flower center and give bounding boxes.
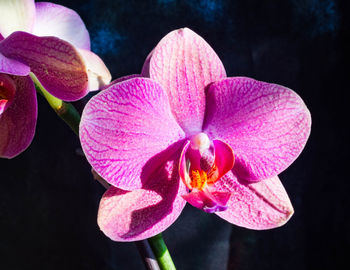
[190,164,218,191]
[190,170,207,190]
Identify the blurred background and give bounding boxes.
[1,0,349,269]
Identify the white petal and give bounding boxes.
[32,2,90,50]
[0,0,35,37]
[78,49,111,91]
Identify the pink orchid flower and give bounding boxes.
[0,0,111,158]
[80,28,311,241]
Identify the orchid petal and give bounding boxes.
[0,0,35,38]
[77,49,111,91]
[80,77,185,190]
[216,175,294,229]
[204,77,311,181]
[147,28,226,135]
[212,139,235,180]
[0,75,37,158]
[0,31,88,101]
[0,52,30,76]
[97,154,187,242]
[32,2,90,50]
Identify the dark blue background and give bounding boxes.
[1,0,349,269]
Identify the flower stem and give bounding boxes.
[30,73,80,136]
[148,234,176,270]
[31,74,168,270]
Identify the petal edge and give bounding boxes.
[80,77,185,190]
[98,155,187,241]
[216,175,294,229]
[204,77,311,181]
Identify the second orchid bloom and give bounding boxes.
[80,28,311,241]
[0,0,111,158]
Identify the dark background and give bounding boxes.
[1,0,349,269]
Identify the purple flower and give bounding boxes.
[80,28,311,241]
[0,0,111,158]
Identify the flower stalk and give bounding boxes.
[148,234,176,270]
[31,75,174,270]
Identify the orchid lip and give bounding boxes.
[182,188,231,213]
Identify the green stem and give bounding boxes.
[148,234,176,270]
[30,73,81,136]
